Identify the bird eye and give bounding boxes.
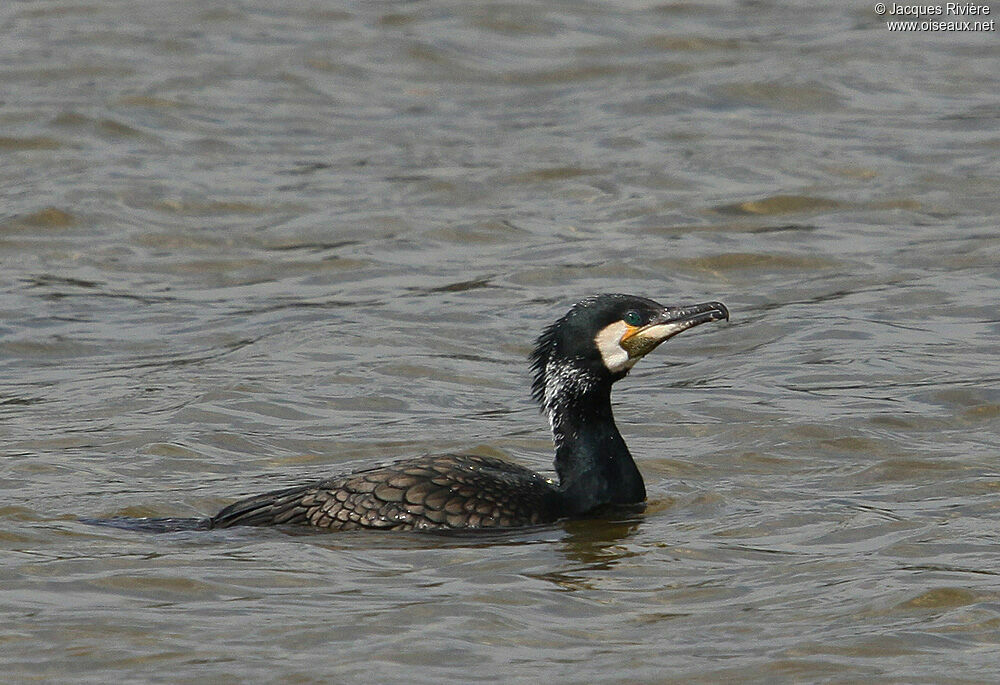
[623,310,643,327]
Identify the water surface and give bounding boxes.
[2,1,998,682]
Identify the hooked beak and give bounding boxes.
[621,301,729,356]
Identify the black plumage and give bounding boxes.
[207,294,728,532]
[89,294,727,533]
[210,454,561,530]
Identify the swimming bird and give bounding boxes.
[206,294,728,531]
[88,294,727,533]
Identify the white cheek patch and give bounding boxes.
[594,321,637,374]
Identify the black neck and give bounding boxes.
[545,374,646,516]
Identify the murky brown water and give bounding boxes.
[2,1,999,682]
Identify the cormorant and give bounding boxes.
[95,294,728,532]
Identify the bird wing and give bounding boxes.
[210,454,559,531]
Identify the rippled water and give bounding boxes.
[2,1,998,682]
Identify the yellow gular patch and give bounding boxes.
[621,321,688,359]
[619,324,642,343]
